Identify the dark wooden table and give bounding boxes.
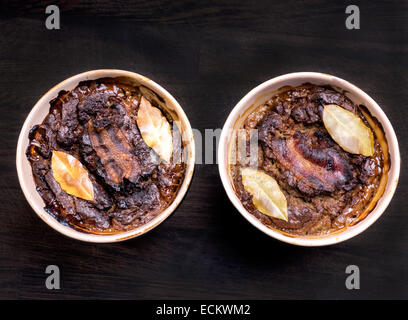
[0,0,406,299]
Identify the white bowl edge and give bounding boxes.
[218,72,400,247]
[16,69,195,243]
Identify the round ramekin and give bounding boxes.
[218,72,400,246]
[16,69,195,243]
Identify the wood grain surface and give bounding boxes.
[0,0,407,299]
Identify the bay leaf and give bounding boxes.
[241,167,288,221]
[137,96,173,162]
[51,150,94,201]
[323,104,374,156]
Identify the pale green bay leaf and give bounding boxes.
[241,167,288,221]
[323,104,374,156]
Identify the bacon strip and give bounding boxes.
[88,121,142,186]
[263,131,353,196]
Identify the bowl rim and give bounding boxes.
[16,69,195,243]
[218,72,400,246]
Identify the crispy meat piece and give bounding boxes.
[310,88,356,113]
[88,121,144,187]
[57,97,79,147]
[261,130,355,196]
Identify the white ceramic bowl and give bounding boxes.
[218,72,400,246]
[17,69,195,243]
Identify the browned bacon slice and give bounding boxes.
[261,131,355,196]
[88,121,145,188]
